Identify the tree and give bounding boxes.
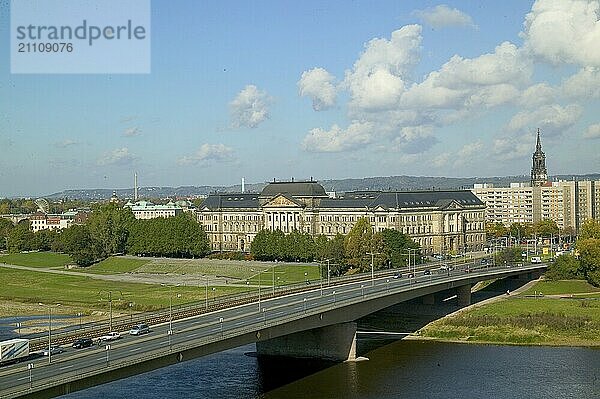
[32,229,58,251]
[55,224,97,266]
[87,203,135,257]
[494,246,523,265]
[533,219,559,237]
[127,213,210,258]
[545,254,581,280]
[486,222,508,239]
[509,222,528,241]
[577,238,600,287]
[378,228,419,268]
[0,218,14,251]
[579,219,600,240]
[345,218,376,271]
[6,222,34,253]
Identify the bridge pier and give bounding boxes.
[256,322,357,361]
[456,284,471,306]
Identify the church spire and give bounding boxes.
[531,128,548,187]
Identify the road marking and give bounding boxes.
[129,347,142,352]
[17,376,29,381]
[188,333,198,338]
[60,365,74,370]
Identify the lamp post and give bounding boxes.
[77,312,82,329]
[366,252,379,287]
[27,363,34,389]
[98,290,122,332]
[161,283,180,341]
[205,275,209,311]
[219,317,224,337]
[38,302,60,365]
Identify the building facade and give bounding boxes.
[124,200,185,220]
[472,130,599,232]
[29,210,89,232]
[197,181,486,254]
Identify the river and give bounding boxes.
[61,338,599,399]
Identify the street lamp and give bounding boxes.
[161,283,180,338]
[366,252,379,287]
[38,302,60,364]
[77,312,83,329]
[219,317,224,337]
[98,290,122,332]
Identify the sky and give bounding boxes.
[1,0,600,197]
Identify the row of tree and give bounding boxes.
[544,219,600,286]
[1,204,211,265]
[251,218,421,276]
[486,219,568,240]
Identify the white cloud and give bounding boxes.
[55,139,80,148]
[123,127,141,137]
[97,147,137,166]
[583,123,600,139]
[298,67,337,111]
[344,25,422,112]
[401,42,531,110]
[229,85,271,128]
[432,152,451,167]
[177,144,234,165]
[302,122,374,152]
[561,67,600,99]
[391,125,438,154]
[457,141,484,158]
[518,83,557,107]
[492,136,533,161]
[521,0,600,66]
[413,5,476,29]
[507,104,583,136]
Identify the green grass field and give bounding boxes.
[0,252,72,268]
[522,280,600,295]
[246,264,320,286]
[420,280,600,346]
[0,267,252,317]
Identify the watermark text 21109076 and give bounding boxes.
[10,0,151,74]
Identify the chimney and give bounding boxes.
[134,172,138,201]
[241,177,245,193]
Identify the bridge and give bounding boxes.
[0,261,546,399]
[0,214,31,225]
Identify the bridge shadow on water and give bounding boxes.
[248,277,532,394]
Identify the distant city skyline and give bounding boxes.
[1,0,600,197]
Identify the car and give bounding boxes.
[99,332,121,341]
[531,256,542,264]
[42,346,64,356]
[129,324,150,336]
[407,272,415,278]
[72,338,93,349]
[423,269,431,275]
[480,259,488,265]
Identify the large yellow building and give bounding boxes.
[197,181,486,254]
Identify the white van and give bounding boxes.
[531,256,542,264]
[129,323,150,336]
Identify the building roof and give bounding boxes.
[260,181,327,198]
[320,190,484,210]
[201,193,260,210]
[200,189,483,211]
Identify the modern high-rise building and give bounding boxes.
[473,130,599,232]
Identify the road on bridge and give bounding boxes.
[0,261,546,398]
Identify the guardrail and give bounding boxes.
[2,262,546,399]
[25,256,516,351]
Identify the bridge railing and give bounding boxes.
[26,258,535,351]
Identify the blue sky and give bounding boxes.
[1,0,599,196]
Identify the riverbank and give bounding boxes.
[415,279,600,347]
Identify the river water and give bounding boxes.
[62,338,599,399]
